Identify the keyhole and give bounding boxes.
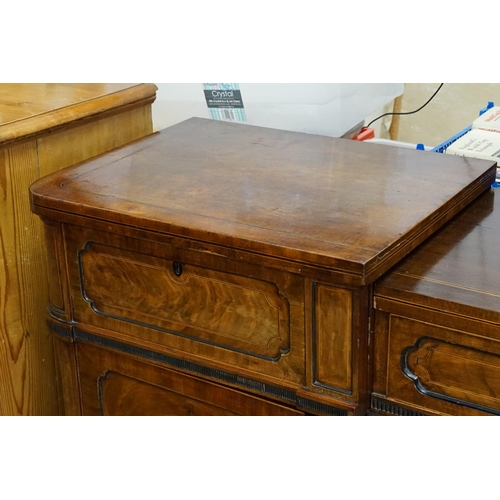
[173,261,183,277]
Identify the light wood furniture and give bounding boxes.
[0,83,157,415]
[29,118,496,416]
[389,94,403,141]
[373,188,500,416]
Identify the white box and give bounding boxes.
[445,129,500,162]
[153,83,404,138]
[472,106,500,134]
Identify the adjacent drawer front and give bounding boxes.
[65,225,305,386]
[404,337,500,407]
[383,314,500,415]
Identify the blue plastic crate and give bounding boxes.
[417,101,498,187]
[429,101,495,153]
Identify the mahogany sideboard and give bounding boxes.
[373,187,500,416]
[29,118,496,416]
[0,83,157,415]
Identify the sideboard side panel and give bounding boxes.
[313,284,353,393]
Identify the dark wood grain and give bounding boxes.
[30,117,496,285]
[376,189,500,323]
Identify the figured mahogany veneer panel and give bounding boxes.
[313,285,353,393]
[77,343,303,416]
[79,241,290,359]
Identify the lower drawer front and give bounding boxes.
[77,343,304,416]
[384,314,500,415]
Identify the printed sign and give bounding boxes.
[202,83,247,122]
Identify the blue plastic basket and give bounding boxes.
[428,101,495,153]
[417,101,498,187]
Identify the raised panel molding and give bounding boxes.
[402,337,500,415]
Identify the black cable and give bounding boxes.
[365,83,444,129]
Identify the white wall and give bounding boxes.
[396,84,500,147]
[152,83,403,138]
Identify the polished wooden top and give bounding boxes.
[376,188,500,321]
[30,118,496,284]
[0,83,157,145]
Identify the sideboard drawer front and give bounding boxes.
[79,241,290,360]
[387,315,500,415]
[66,225,305,385]
[77,343,304,416]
